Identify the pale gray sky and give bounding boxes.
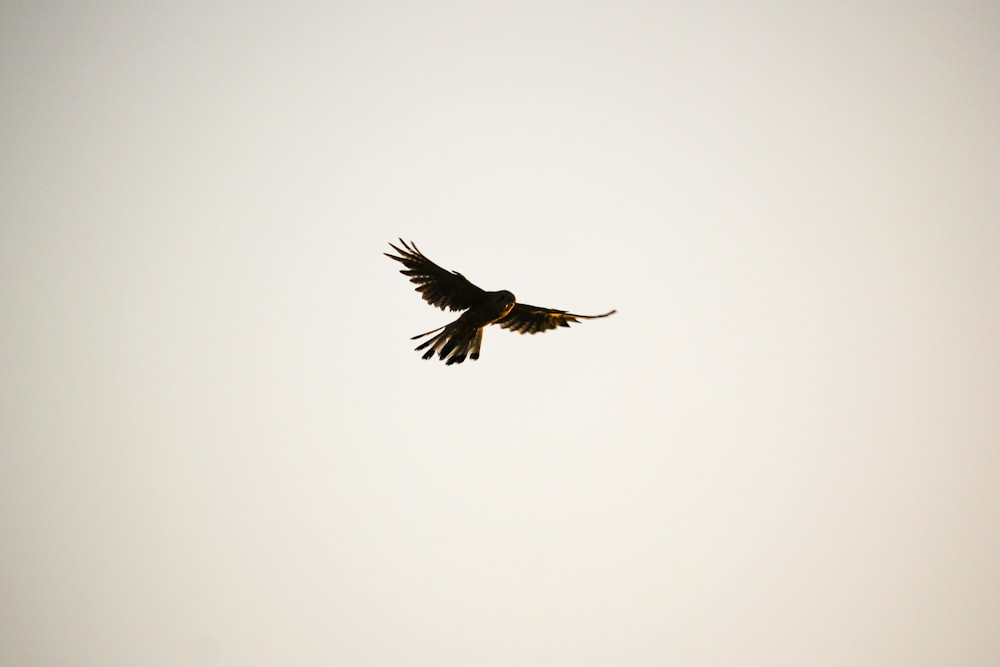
[2,2,999,665]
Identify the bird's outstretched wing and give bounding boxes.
[385,239,487,311]
[497,303,617,334]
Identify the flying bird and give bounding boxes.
[385,239,616,364]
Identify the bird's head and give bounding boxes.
[489,290,517,317]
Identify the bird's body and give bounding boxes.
[385,240,615,364]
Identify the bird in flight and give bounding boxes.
[385,239,616,364]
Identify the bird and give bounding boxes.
[385,239,616,364]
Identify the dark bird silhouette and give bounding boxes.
[385,239,616,364]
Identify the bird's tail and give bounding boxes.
[411,320,483,365]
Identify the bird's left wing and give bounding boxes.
[496,303,616,334]
[385,239,487,312]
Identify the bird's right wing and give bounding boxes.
[385,239,487,312]
[497,303,616,334]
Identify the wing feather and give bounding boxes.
[497,303,616,334]
[385,239,486,312]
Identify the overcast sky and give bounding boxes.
[2,2,999,666]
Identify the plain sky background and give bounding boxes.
[2,2,999,665]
